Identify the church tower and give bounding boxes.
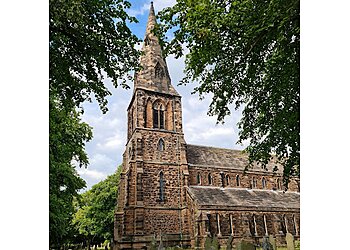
[114,3,191,249]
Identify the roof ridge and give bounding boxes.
[186,143,245,152]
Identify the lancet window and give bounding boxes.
[197,173,201,185]
[262,177,267,189]
[277,178,282,190]
[159,171,165,202]
[158,138,165,151]
[236,175,240,186]
[226,175,230,186]
[208,173,213,185]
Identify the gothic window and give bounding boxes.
[159,171,165,202]
[155,62,165,79]
[280,215,287,234]
[220,172,225,187]
[293,215,298,235]
[277,178,282,190]
[252,177,257,189]
[136,173,143,202]
[262,177,267,189]
[153,102,165,129]
[263,214,268,236]
[158,138,165,151]
[226,175,230,186]
[236,175,240,186]
[249,215,255,236]
[229,214,234,235]
[216,213,221,236]
[197,173,201,185]
[253,214,257,236]
[208,173,213,185]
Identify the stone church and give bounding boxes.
[114,3,300,249]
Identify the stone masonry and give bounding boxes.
[114,3,300,250]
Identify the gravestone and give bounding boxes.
[262,236,273,250]
[226,235,234,250]
[236,240,255,250]
[286,233,295,250]
[268,235,276,250]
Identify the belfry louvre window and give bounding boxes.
[153,102,165,129]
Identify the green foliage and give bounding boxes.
[49,95,92,246]
[50,0,141,112]
[73,166,122,244]
[49,0,140,246]
[156,0,300,184]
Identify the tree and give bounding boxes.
[49,0,140,246]
[49,96,92,247]
[156,0,300,185]
[73,166,123,247]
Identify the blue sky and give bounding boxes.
[79,0,246,190]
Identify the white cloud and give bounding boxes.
[97,133,124,151]
[78,168,107,181]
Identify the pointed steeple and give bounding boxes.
[134,2,179,96]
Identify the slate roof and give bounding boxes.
[186,144,283,173]
[188,186,300,211]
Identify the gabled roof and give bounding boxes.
[188,186,299,211]
[186,144,283,173]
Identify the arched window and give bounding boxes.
[236,175,240,186]
[158,138,165,151]
[197,173,201,185]
[208,173,212,185]
[153,102,165,129]
[226,175,230,186]
[159,172,165,202]
[262,177,267,189]
[277,178,282,190]
[252,177,257,189]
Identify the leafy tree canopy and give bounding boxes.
[50,0,141,112]
[49,0,140,246]
[73,166,122,246]
[156,0,300,185]
[49,96,92,246]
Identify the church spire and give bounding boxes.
[134,2,179,96]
